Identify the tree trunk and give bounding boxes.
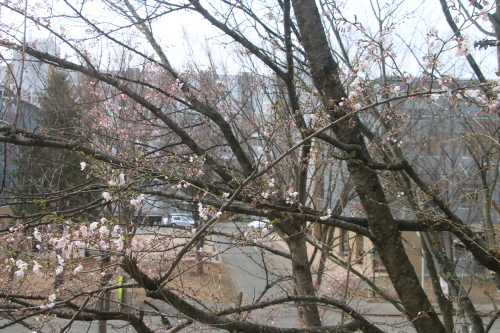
[287,228,321,327]
[289,0,446,331]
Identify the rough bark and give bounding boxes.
[277,218,321,327]
[289,0,446,331]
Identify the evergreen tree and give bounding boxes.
[39,67,81,137]
[14,67,87,213]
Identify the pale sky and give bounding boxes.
[0,0,497,79]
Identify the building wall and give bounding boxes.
[327,228,424,278]
[0,206,20,260]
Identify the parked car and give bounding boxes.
[247,220,269,229]
[162,215,196,228]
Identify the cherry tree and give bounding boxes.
[0,0,500,332]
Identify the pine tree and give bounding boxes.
[14,67,87,213]
[39,66,80,137]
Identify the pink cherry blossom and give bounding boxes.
[254,238,263,245]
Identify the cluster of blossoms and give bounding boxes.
[81,162,127,186]
[416,73,500,115]
[81,162,147,207]
[185,168,205,178]
[185,156,206,178]
[339,77,364,111]
[101,189,146,210]
[401,73,414,85]
[108,173,127,186]
[261,178,278,199]
[285,188,299,204]
[320,209,332,221]
[423,54,445,70]
[381,129,404,147]
[198,202,222,220]
[173,181,191,189]
[244,226,270,245]
[455,36,472,57]
[13,259,28,277]
[378,107,409,123]
[449,87,500,114]
[256,146,266,156]
[130,194,146,208]
[4,218,127,283]
[438,77,453,93]
[75,219,126,252]
[45,294,57,309]
[102,191,113,202]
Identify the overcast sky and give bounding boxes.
[0,0,497,78]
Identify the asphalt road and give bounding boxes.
[215,222,291,302]
[214,221,301,327]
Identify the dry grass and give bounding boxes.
[127,259,238,307]
[0,254,236,313]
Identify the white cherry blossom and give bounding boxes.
[102,192,112,201]
[89,222,99,231]
[54,266,64,276]
[99,226,110,236]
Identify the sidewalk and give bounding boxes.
[348,298,498,317]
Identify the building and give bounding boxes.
[0,37,60,106]
[315,77,499,277]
